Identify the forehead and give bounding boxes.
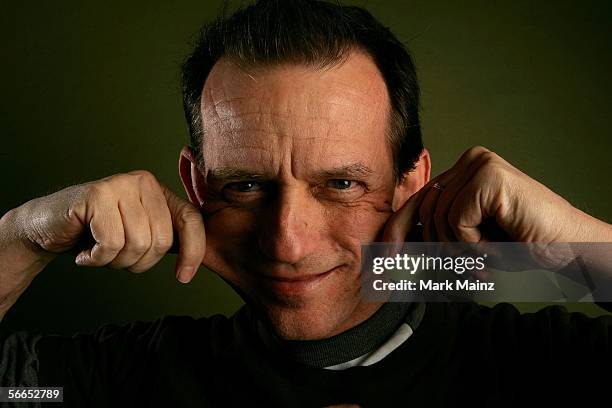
[199,50,392,176]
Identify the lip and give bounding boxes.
[260,266,340,296]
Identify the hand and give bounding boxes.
[384,146,612,244]
[15,170,205,283]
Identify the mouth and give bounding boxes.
[260,265,341,296]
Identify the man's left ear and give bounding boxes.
[178,146,207,207]
[392,148,431,212]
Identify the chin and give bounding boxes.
[263,302,353,340]
[254,280,369,340]
[233,264,373,339]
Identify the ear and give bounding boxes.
[392,148,431,212]
[179,146,207,207]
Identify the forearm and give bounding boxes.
[561,210,612,298]
[574,209,612,242]
[0,208,54,321]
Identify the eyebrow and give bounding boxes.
[208,168,269,182]
[207,162,375,182]
[310,162,374,181]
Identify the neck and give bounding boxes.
[256,300,415,368]
[325,300,386,338]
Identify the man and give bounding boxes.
[1,0,611,406]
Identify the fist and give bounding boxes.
[384,146,604,244]
[18,170,205,282]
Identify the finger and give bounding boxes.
[383,146,492,244]
[75,204,125,266]
[126,185,174,273]
[418,170,457,242]
[107,198,151,269]
[455,146,490,164]
[448,184,484,243]
[421,147,492,242]
[432,153,492,241]
[162,185,206,283]
[383,172,450,244]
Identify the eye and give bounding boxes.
[319,179,367,203]
[224,181,261,193]
[221,181,265,204]
[327,179,354,190]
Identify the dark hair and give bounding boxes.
[181,0,423,182]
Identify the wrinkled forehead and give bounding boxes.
[201,49,389,128]
[198,51,392,175]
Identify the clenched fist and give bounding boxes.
[3,170,205,283]
[384,146,612,244]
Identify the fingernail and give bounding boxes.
[177,266,193,283]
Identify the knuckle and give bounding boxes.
[152,234,173,254]
[467,146,490,157]
[482,159,505,178]
[106,171,153,191]
[130,169,158,185]
[86,181,112,201]
[117,173,139,189]
[129,169,154,178]
[479,150,499,165]
[107,172,131,186]
[178,206,203,227]
[447,209,461,227]
[102,239,125,253]
[473,151,506,178]
[126,238,150,254]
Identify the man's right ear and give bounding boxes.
[178,146,207,208]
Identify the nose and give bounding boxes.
[257,185,319,265]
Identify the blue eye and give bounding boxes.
[327,179,353,189]
[225,181,261,193]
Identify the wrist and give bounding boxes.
[0,207,56,266]
[560,207,612,242]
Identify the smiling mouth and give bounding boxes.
[260,266,341,296]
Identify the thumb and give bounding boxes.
[161,184,206,283]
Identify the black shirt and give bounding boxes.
[1,302,611,407]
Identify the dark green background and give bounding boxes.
[1,1,611,335]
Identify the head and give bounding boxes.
[179,0,430,340]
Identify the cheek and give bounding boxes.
[201,208,259,275]
[205,207,253,237]
[324,197,394,249]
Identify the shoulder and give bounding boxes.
[414,303,612,404]
[29,309,246,392]
[428,301,612,350]
[38,311,240,354]
[29,309,246,375]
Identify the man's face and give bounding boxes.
[195,50,413,339]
